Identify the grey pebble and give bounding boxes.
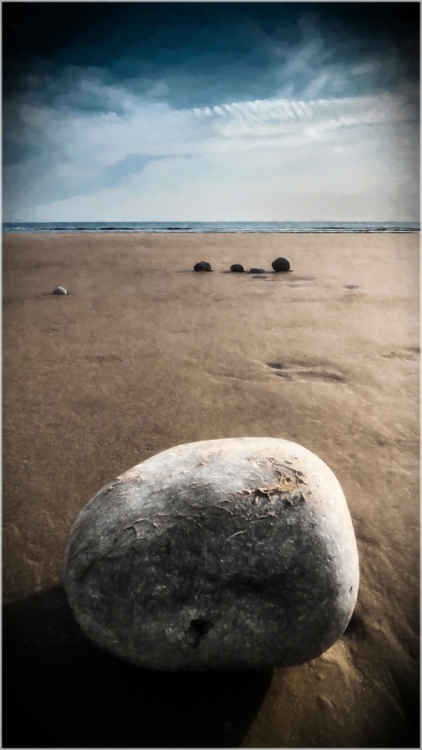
[64,437,359,671]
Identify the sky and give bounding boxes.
[2,1,420,222]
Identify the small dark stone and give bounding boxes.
[193,261,212,272]
[230,264,244,273]
[52,286,68,295]
[249,268,267,274]
[271,257,291,272]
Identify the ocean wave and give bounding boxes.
[2,222,419,234]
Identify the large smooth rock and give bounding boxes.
[271,257,291,272]
[230,264,244,273]
[64,438,359,671]
[193,261,212,272]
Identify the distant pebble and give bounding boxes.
[230,264,244,273]
[193,261,212,272]
[52,286,68,295]
[271,257,291,272]
[249,267,267,274]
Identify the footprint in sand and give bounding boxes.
[42,321,75,334]
[381,347,419,361]
[86,354,123,365]
[267,361,346,383]
[287,276,316,287]
[246,274,316,284]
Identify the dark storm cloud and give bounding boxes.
[3,3,419,107]
[2,3,419,221]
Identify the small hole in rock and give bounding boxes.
[189,619,213,637]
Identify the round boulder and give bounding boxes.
[271,257,291,272]
[64,437,359,671]
[52,286,68,295]
[230,264,244,273]
[249,267,267,274]
[193,261,212,272]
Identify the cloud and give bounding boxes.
[3,76,419,221]
[3,5,419,223]
[195,91,417,143]
[7,78,418,167]
[24,130,419,223]
[351,62,379,76]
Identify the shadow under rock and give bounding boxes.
[3,585,272,748]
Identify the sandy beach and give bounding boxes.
[3,231,419,748]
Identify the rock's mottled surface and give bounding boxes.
[64,437,359,671]
[271,257,291,272]
[249,267,267,274]
[230,264,245,273]
[193,261,212,272]
[52,286,68,295]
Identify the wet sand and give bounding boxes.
[2,231,420,747]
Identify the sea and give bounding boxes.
[2,221,419,234]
